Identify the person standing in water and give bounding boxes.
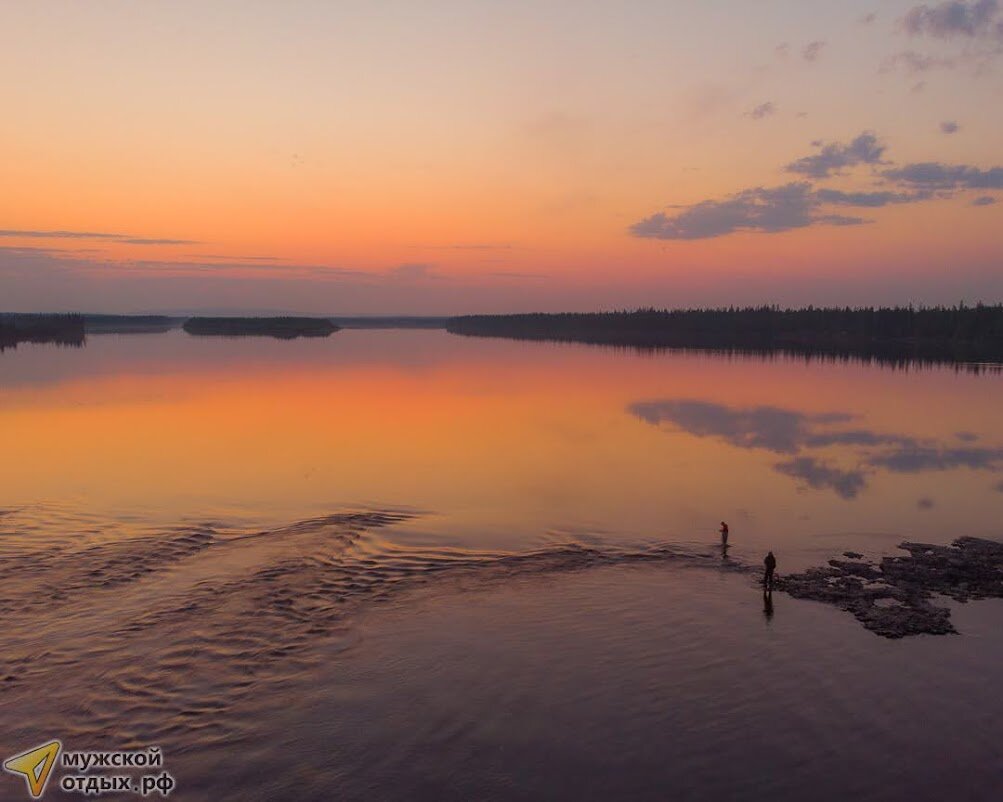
[763,551,777,590]
[719,521,729,547]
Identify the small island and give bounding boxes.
[182,316,341,339]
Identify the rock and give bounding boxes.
[843,551,864,559]
[779,537,1003,638]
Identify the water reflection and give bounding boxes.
[629,399,1003,500]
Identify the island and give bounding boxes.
[182,316,341,339]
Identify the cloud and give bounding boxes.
[747,102,777,120]
[883,50,959,72]
[916,496,936,509]
[775,457,868,499]
[786,132,887,178]
[940,120,961,133]
[630,183,833,240]
[882,162,1003,189]
[972,195,998,205]
[118,238,199,246]
[861,12,879,24]
[626,180,931,240]
[633,132,998,242]
[868,445,1003,472]
[0,228,197,245]
[813,188,926,206]
[902,0,1003,40]
[802,41,827,61]
[388,262,438,280]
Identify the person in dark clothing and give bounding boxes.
[719,521,729,547]
[763,551,777,590]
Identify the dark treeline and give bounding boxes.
[0,313,86,351]
[83,315,183,333]
[447,305,1003,370]
[330,316,450,329]
[182,316,340,339]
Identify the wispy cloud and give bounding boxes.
[801,40,827,61]
[940,120,961,133]
[746,101,777,120]
[886,1,1003,74]
[0,228,198,245]
[882,50,958,72]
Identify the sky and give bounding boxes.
[1,0,1001,314]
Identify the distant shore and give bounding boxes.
[447,306,1003,369]
[0,313,86,351]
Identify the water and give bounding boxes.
[1,330,1001,800]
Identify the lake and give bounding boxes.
[1,329,1001,800]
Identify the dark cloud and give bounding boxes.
[916,496,936,509]
[747,102,777,120]
[972,195,998,205]
[881,162,1003,189]
[902,0,1003,40]
[940,120,961,133]
[775,457,868,499]
[802,41,827,61]
[786,132,887,178]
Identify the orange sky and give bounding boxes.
[1,1,1001,312]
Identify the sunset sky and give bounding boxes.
[2,0,1002,314]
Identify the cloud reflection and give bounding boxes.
[628,399,1003,499]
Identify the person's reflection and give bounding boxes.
[720,542,730,561]
[763,589,774,622]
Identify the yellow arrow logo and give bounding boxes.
[4,740,61,798]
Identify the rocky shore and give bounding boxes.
[777,537,1003,638]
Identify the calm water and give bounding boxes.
[1,330,1002,800]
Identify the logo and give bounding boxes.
[4,740,61,799]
